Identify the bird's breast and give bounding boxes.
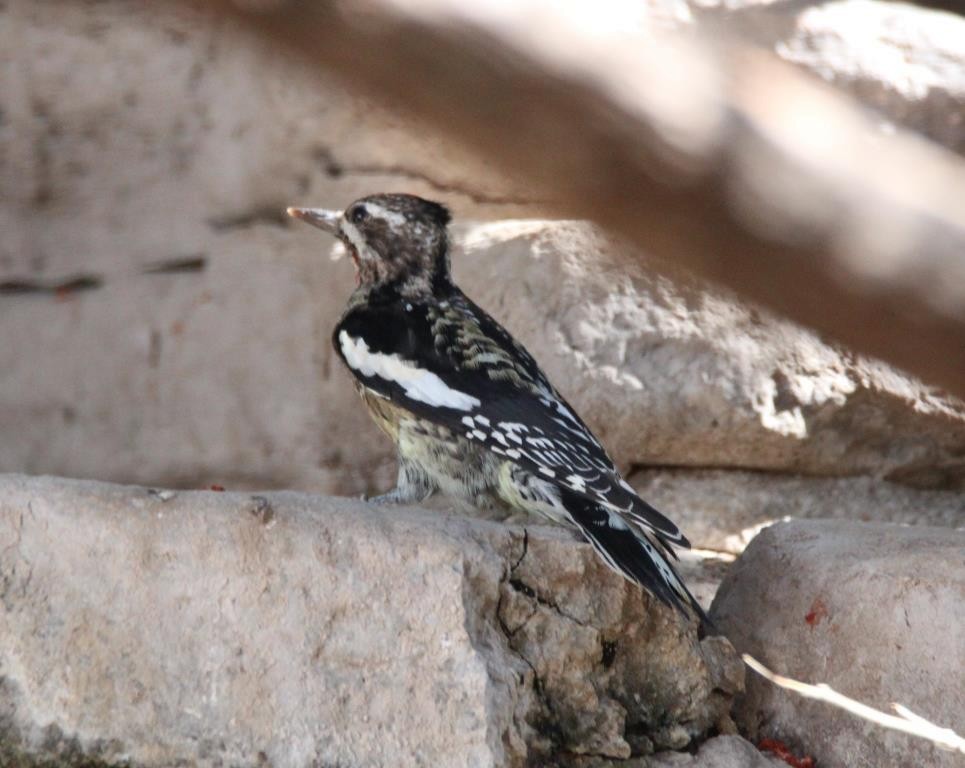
[357,384,407,441]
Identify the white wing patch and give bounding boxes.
[339,331,481,411]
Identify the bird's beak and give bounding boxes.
[287,207,341,235]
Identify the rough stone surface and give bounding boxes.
[694,0,965,155]
[629,468,965,552]
[0,474,741,768]
[711,519,965,768]
[645,734,786,767]
[0,1,535,278]
[569,734,788,767]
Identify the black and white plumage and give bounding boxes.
[288,194,708,626]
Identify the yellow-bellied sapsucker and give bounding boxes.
[289,194,707,627]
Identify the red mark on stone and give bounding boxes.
[759,738,815,768]
[209,484,226,492]
[805,598,828,627]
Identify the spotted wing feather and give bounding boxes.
[335,289,689,549]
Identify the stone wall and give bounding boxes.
[1,1,963,766]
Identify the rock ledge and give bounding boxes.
[0,474,741,767]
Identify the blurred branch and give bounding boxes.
[184,0,965,399]
[898,0,965,14]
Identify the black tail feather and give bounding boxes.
[560,488,711,631]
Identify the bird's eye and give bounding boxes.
[350,207,369,224]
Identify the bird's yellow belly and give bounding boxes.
[358,385,509,511]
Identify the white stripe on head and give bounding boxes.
[339,331,480,411]
[364,202,409,228]
[340,218,369,255]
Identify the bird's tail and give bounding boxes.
[560,487,711,631]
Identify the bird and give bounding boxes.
[288,193,708,628]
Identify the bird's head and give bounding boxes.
[288,193,452,296]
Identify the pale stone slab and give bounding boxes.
[712,519,965,768]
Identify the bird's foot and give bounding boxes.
[362,491,398,505]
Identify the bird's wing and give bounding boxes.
[335,292,689,549]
